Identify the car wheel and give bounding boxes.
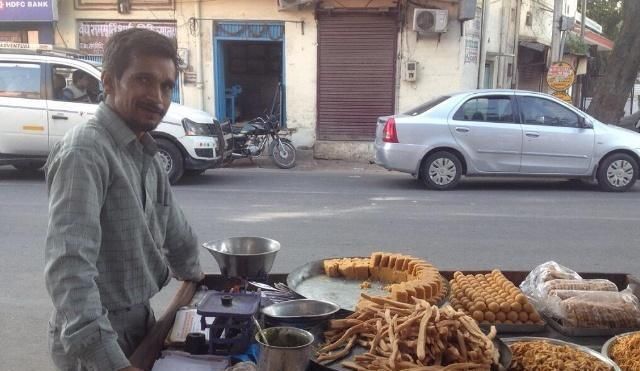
[420,151,462,190]
[156,138,184,185]
[12,161,45,172]
[597,153,638,192]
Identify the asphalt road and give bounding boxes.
[1,164,640,370]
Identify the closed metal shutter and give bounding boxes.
[317,13,397,141]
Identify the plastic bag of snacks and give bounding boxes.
[557,290,640,328]
[519,261,582,311]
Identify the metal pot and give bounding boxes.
[203,237,280,278]
[261,299,340,329]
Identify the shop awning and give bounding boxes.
[572,27,614,51]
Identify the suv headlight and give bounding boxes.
[182,118,212,136]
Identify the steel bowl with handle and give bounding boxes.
[261,299,340,330]
[203,237,280,278]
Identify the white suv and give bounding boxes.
[0,47,232,183]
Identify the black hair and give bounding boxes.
[102,28,179,80]
[71,69,88,84]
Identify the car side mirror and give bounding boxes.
[579,116,592,129]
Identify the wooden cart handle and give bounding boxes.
[129,281,198,371]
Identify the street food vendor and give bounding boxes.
[44,28,204,371]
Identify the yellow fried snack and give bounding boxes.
[609,332,640,371]
[509,341,612,371]
[323,252,446,306]
[317,294,499,370]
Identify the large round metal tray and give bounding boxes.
[286,258,449,312]
[601,330,640,367]
[504,336,620,371]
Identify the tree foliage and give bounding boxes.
[585,0,622,41]
[587,0,640,123]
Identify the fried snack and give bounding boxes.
[509,341,612,371]
[561,292,640,329]
[323,253,446,306]
[609,332,640,371]
[449,270,544,326]
[543,279,618,293]
[316,294,499,370]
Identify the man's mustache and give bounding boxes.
[137,102,165,115]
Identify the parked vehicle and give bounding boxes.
[229,113,296,169]
[375,89,640,192]
[0,45,232,184]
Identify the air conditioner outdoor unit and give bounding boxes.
[413,9,449,34]
[278,0,314,10]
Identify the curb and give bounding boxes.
[224,149,386,172]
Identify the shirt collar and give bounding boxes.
[95,103,158,155]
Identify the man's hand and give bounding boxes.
[119,367,143,371]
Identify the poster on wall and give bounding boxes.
[0,0,57,22]
[77,20,177,55]
[463,6,482,64]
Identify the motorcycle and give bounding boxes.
[228,113,297,169]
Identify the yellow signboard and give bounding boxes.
[552,90,573,104]
[547,62,576,91]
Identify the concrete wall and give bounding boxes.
[518,0,577,46]
[55,0,318,148]
[397,1,475,113]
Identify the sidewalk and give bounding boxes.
[225,149,387,172]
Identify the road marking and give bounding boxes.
[230,205,378,223]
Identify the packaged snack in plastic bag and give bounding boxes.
[520,261,582,306]
[558,291,640,328]
[543,279,618,294]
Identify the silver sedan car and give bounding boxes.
[375,90,640,192]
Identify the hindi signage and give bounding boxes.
[0,0,56,22]
[547,61,576,91]
[77,20,177,55]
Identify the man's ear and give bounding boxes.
[101,71,114,96]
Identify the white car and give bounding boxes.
[0,47,232,183]
[375,90,640,192]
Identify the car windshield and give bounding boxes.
[403,95,450,116]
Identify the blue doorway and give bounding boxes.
[214,22,285,126]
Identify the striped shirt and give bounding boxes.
[45,103,202,370]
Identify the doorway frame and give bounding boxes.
[213,21,286,126]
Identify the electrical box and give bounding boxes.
[413,9,449,34]
[458,0,478,21]
[405,61,418,82]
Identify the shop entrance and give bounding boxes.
[214,22,285,127]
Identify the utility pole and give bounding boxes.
[550,0,564,64]
[580,0,586,40]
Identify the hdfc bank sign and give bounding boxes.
[0,0,57,22]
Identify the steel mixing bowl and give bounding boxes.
[261,299,340,329]
[203,237,280,278]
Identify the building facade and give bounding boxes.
[46,0,608,160]
[0,0,58,44]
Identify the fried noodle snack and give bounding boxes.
[509,341,612,371]
[609,332,640,371]
[316,293,499,370]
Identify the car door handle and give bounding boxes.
[51,114,68,120]
[525,132,540,138]
[455,127,470,133]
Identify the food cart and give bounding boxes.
[131,240,640,371]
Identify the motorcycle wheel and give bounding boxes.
[270,140,296,169]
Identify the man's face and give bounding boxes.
[103,54,176,136]
[77,75,91,90]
